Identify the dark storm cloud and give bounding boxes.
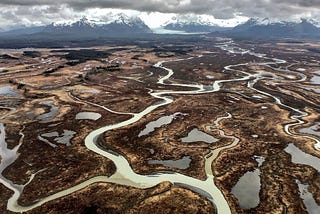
[0,0,319,17]
[0,0,319,29]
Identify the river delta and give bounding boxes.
[0,38,320,213]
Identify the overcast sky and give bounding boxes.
[0,0,319,29]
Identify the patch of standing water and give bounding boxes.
[39,130,76,147]
[299,123,320,137]
[36,100,59,123]
[148,156,191,170]
[313,70,320,76]
[0,123,21,174]
[181,128,219,144]
[0,86,19,97]
[310,74,320,85]
[297,181,320,214]
[38,136,57,148]
[231,169,261,209]
[306,87,320,94]
[138,112,187,137]
[0,123,36,203]
[285,144,320,172]
[76,112,101,121]
[41,132,59,138]
[231,156,265,209]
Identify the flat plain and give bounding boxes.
[0,38,320,213]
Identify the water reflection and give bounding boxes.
[39,129,76,147]
[299,123,320,137]
[0,86,19,97]
[181,128,219,144]
[36,101,59,123]
[297,181,320,214]
[231,156,265,209]
[231,169,261,209]
[285,144,320,172]
[148,156,191,169]
[139,112,186,137]
[76,112,101,121]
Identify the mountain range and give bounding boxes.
[0,15,319,40]
[224,18,320,39]
[162,15,232,33]
[0,13,152,37]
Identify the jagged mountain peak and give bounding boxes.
[244,17,290,26]
[112,13,130,21]
[51,16,98,27]
[228,17,320,39]
[110,13,145,27]
[243,17,320,27]
[74,17,96,27]
[302,18,320,27]
[162,14,233,33]
[44,13,152,35]
[49,13,146,28]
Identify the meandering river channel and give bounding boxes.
[0,39,319,213]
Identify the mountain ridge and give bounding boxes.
[44,14,152,35]
[212,18,320,39]
[0,14,152,37]
[163,15,232,33]
[0,16,319,39]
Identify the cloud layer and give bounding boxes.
[0,0,319,29]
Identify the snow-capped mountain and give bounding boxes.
[102,13,153,34]
[43,14,152,35]
[163,15,231,33]
[0,14,152,38]
[44,17,96,33]
[306,18,320,28]
[229,18,320,38]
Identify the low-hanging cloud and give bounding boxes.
[0,0,319,14]
[0,0,319,29]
